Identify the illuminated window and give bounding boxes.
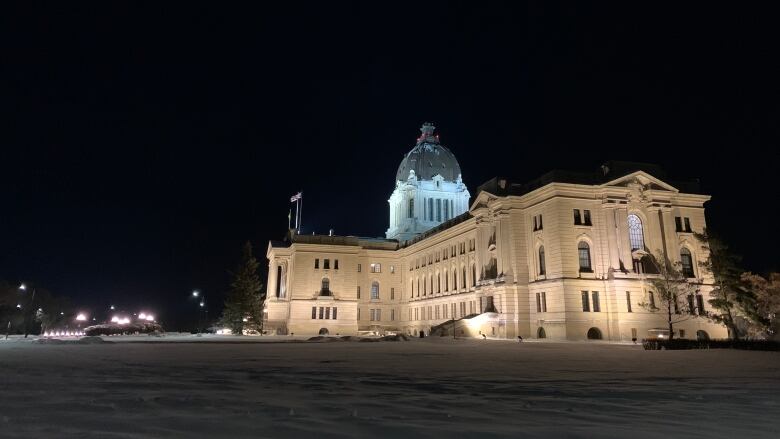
[371,281,379,300]
[628,214,645,251]
[370,263,381,273]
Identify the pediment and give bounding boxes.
[469,191,495,212]
[602,171,679,193]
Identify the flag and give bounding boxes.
[290,192,302,202]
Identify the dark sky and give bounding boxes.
[2,2,778,328]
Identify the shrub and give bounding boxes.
[642,338,780,351]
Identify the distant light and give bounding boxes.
[118,317,130,325]
[16,304,21,309]
[19,283,26,291]
[76,313,87,321]
[92,317,96,321]
[192,290,200,297]
[145,315,154,321]
[199,302,205,307]
[60,312,64,315]
[242,318,248,322]
[111,316,119,323]
[138,313,147,320]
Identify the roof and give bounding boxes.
[395,123,462,182]
[476,161,703,197]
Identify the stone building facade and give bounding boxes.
[264,124,726,341]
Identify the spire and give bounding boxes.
[417,122,439,144]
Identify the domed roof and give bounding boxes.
[395,123,462,182]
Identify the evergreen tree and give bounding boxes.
[638,251,697,340]
[220,242,265,335]
[695,229,749,340]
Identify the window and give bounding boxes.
[319,307,324,319]
[696,294,705,315]
[578,241,592,272]
[444,200,449,220]
[472,265,477,287]
[538,246,546,275]
[436,198,442,221]
[462,267,467,289]
[583,209,592,226]
[679,329,686,338]
[626,291,632,312]
[390,287,395,300]
[311,307,317,319]
[453,270,458,290]
[332,307,337,319]
[573,209,582,225]
[358,308,361,320]
[541,292,547,312]
[391,309,394,321]
[648,291,656,309]
[357,263,362,272]
[370,263,381,273]
[356,286,360,299]
[581,291,590,312]
[275,266,283,297]
[370,309,375,321]
[627,214,645,251]
[680,248,695,278]
[592,292,600,312]
[536,293,542,313]
[684,217,692,233]
[376,309,381,321]
[533,216,538,231]
[324,259,330,269]
[371,281,379,300]
[321,278,330,294]
[675,216,683,232]
[428,198,434,221]
[325,307,330,319]
[688,294,695,315]
[437,274,441,293]
[408,199,414,218]
[538,214,543,230]
[314,259,319,269]
[334,259,339,270]
[390,265,395,274]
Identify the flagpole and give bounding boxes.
[295,198,300,234]
[299,192,303,234]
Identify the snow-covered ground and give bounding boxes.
[0,336,778,438]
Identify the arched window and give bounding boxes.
[472,264,477,287]
[628,214,645,251]
[578,241,592,272]
[320,278,330,296]
[680,248,695,278]
[587,327,602,340]
[444,269,449,291]
[453,269,458,290]
[538,246,546,275]
[462,267,467,289]
[437,274,441,293]
[371,281,379,300]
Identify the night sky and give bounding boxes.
[2,2,778,328]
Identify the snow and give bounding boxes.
[0,336,778,438]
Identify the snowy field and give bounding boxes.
[0,336,778,438]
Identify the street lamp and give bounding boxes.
[19,283,37,338]
[191,290,206,336]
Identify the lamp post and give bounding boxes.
[19,283,37,338]
[192,290,206,336]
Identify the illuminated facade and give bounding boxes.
[264,124,726,341]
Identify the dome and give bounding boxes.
[395,123,462,182]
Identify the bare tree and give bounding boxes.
[637,251,697,340]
